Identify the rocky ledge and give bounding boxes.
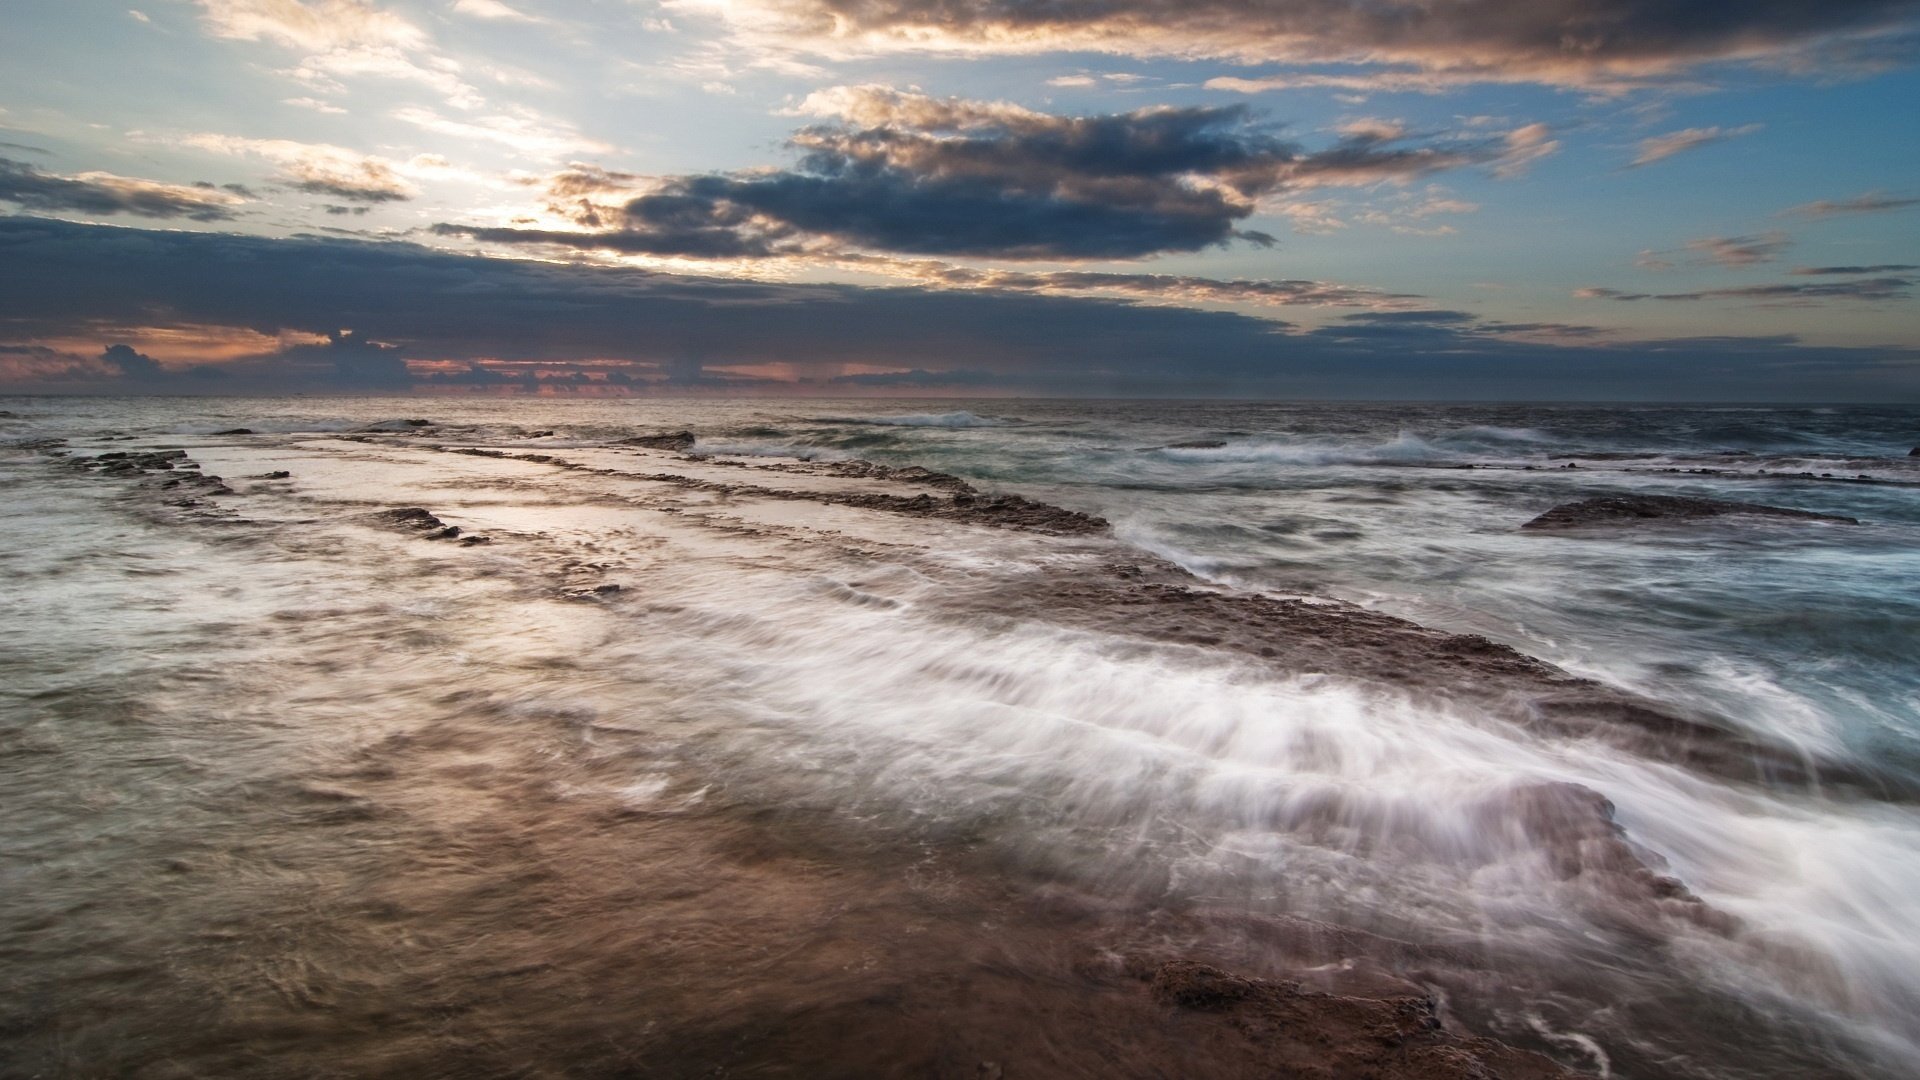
[1522,494,1857,530]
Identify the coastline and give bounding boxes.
[2,415,1911,1078]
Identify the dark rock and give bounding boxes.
[458,535,492,546]
[1164,439,1228,449]
[258,471,292,480]
[1522,494,1857,530]
[213,428,255,435]
[429,525,462,539]
[1150,961,1259,1010]
[365,507,448,532]
[620,430,696,451]
[1910,448,1919,457]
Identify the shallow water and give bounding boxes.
[2,396,1917,1078]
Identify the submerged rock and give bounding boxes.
[212,428,255,436]
[1164,439,1228,449]
[621,430,696,450]
[1522,494,1857,530]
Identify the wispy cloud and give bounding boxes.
[1577,277,1912,303]
[835,257,1423,310]
[1684,232,1791,267]
[1791,263,1919,275]
[451,0,545,23]
[1779,191,1920,219]
[391,106,611,158]
[182,134,418,202]
[1628,124,1762,167]
[194,0,484,109]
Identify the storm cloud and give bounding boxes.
[436,88,1537,261]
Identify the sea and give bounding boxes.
[3,396,1917,1079]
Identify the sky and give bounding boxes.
[1,1,1917,399]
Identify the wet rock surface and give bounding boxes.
[1523,494,1858,530]
[1140,961,1572,1079]
[967,564,1909,798]
[11,424,1908,1080]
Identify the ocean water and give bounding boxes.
[2,396,1917,1078]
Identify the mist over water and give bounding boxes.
[3,396,1918,1078]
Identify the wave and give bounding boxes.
[812,411,1012,428]
[1156,432,1468,466]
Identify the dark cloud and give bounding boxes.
[1340,309,1476,324]
[439,89,1533,261]
[708,0,1920,88]
[1578,277,1913,303]
[284,172,411,203]
[101,343,166,378]
[0,157,245,221]
[2,217,1915,400]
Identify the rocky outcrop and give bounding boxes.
[1522,494,1857,530]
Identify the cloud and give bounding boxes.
[285,95,348,113]
[1791,264,1919,274]
[436,87,1543,261]
[679,0,1920,90]
[195,0,484,108]
[840,258,1422,309]
[0,157,247,220]
[1685,232,1791,267]
[182,134,417,202]
[195,0,425,51]
[101,342,166,377]
[1629,124,1763,167]
[1577,277,1912,303]
[4,216,1915,400]
[1780,191,1920,219]
[451,0,544,23]
[390,106,612,158]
